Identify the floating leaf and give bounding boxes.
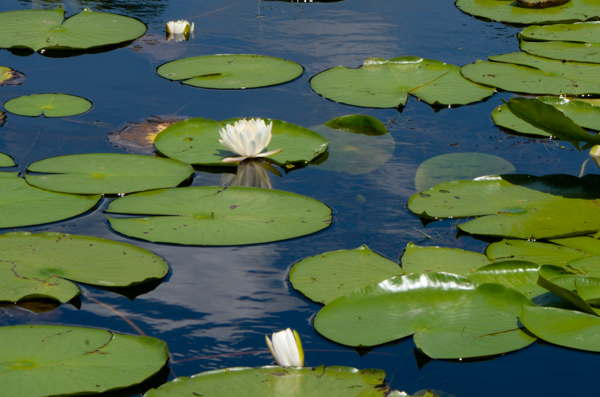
[0,66,25,86]
[4,94,92,117]
[144,366,387,397]
[407,174,600,239]
[487,238,595,266]
[154,117,328,166]
[567,256,600,278]
[314,273,536,358]
[0,232,168,303]
[25,153,193,194]
[401,242,492,274]
[0,175,100,228]
[289,245,403,305]
[0,7,146,52]
[455,0,600,25]
[0,152,15,167]
[108,116,187,155]
[461,52,600,96]
[157,54,303,89]
[107,186,332,245]
[414,152,515,192]
[0,325,168,397]
[323,115,388,136]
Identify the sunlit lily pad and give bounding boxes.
[0,66,25,86]
[0,325,168,397]
[289,245,403,305]
[25,153,193,194]
[487,238,598,266]
[314,273,536,358]
[0,175,100,228]
[144,366,387,397]
[461,52,600,96]
[0,152,15,167]
[0,232,168,303]
[401,242,491,274]
[310,57,492,108]
[0,7,146,52]
[154,117,329,166]
[107,186,332,245]
[108,116,187,154]
[157,54,303,89]
[414,152,515,192]
[456,0,600,25]
[310,115,394,175]
[520,22,600,64]
[407,174,600,239]
[538,274,600,315]
[4,94,92,117]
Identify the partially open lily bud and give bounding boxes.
[165,20,194,35]
[591,145,600,169]
[265,328,304,367]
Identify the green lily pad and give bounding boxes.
[106,186,332,245]
[544,274,600,307]
[289,245,403,305]
[310,116,394,175]
[154,117,329,166]
[0,66,25,86]
[461,52,600,96]
[0,232,168,303]
[401,242,492,274]
[414,152,516,192]
[521,305,600,352]
[407,174,600,239]
[455,0,600,25]
[566,256,600,278]
[487,239,595,266]
[314,273,536,358]
[0,7,146,52]
[25,153,193,194]
[4,94,92,117]
[144,366,387,397]
[0,152,15,167]
[310,57,492,108]
[520,22,600,64]
[157,54,303,89]
[0,175,100,228]
[0,325,168,397]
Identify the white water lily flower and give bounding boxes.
[219,118,283,163]
[165,20,194,35]
[265,328,304,367]
[591,145,600,169]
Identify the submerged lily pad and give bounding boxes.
[0,325,168,397]
[456,0,600,25]
[144,366,387,397]
[314,273,536,358]
[401,242,492,274]
[4,94,92,117]
[0,232,168,303]
[0,7,146,52]
[310,57,492,108]
[520,22,600,64]
[407,174,600,239]
[157,54,303,89]
[0,66,25,86]
[461,52,600,96]
[108,116,187,154]
[26,153,193,194]
[107,186,332,245]
[154,117,329,166]
[0,175,100,228]
[414,152,516,192]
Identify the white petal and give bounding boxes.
[265,335,282,366]
[254,148,282,158]
[284,329,302,367]
[222,156,248,163]
[272,331,291,367]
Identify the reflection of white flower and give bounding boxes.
[591,145,600,169]
[265,328,304,367]
[219,118,283,163]
[166,20,194,35]
[220,159,278,189]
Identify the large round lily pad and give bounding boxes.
[107,186,332,245]
[0,66,25,86]
[456,0,600,25]
[461,52,600,96]
[157,54,303,89]
[26,153,194,194]
[154,117,329,166]
[401,242,492,274]
[520,22,600,64]
[0,325,169,397]
[4,94,92,117]
[144,366,387,397]
[0,7,146,52]
[0,175,100,228]
[314,273,536,358]
[310,57,493,108]
[0,232,169,303]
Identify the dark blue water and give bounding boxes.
[0,0,598,396]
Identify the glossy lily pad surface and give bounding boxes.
[401,242,492,274]
[157,54,304,89]
[4,94,92,117]
[154,117,329,166]
[0,232,169,303]
[107,186,332,245]
[0,325,169,397]
[487,238,600,266]
[0,7,146,52]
